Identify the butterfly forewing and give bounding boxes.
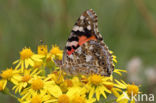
[65,9,103,55]
[62,9,114,76]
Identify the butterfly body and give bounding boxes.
[60,9,114,76]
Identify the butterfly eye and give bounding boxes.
[102,62,105,65]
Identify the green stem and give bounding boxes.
[7,92,18,99]
[3,88,18,100]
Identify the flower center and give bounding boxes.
[58,94,69,103]
[127,84,139,96]
[37,45,48,55]
[90,74,102,85]
[0,69,13,79]
[22,75,31,82]
[32,78,44,90]
[20,48,33,60]
[72,96,86,103]
[65,79,73,87]
[31,95,42,103]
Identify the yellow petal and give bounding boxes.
[27,58,34,67]
[15,61,22,69]
[89,86,95,99]
[95,87,100,101]
[25,59,29,68]
[103,86,111,94]
[48,85,62,98]
[3,80,7,89]
[114,79,127,89]
[32,54,45,58]
[13,60,19,65]
[21,61,24,72]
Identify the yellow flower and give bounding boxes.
[37,45,48,55]
[114,80,140,103]
[0,44,142,103]
[127,83,139,96]
[12,69,41,93]
[20,76,55,101]
[0,68,21,87]
[85,74,112,101]
[50,45,62,55]
[49,45,63,60]
[20,48,34,60]
[13,47,44,72]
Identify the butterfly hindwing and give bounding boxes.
[63,40,114,76]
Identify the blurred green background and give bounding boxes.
[0,0,156,102]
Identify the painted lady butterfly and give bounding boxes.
[58,9,114,76]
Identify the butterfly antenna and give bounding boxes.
[58,67,63,81]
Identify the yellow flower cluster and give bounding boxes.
[0,44,140,103]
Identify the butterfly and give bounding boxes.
[57,9,114,76]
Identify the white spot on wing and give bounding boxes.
[88,21,91,24]
[73,26,79,31]
[72,25,84,32]
[89,45,93,50]
[79,27,84,32]
[80,16,85,20]
[66,41,78,47]
[87,25,91,30]
[86,55,92,62]
[76,47,82,54]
